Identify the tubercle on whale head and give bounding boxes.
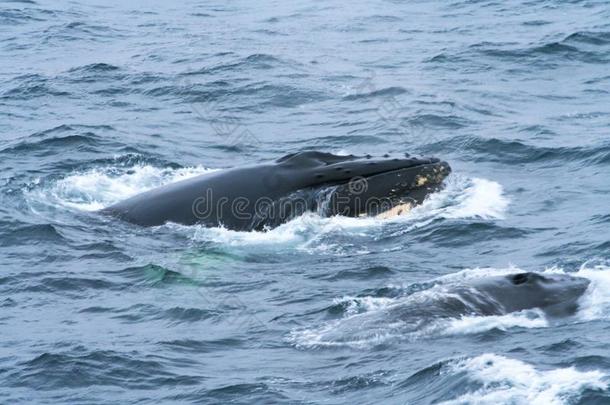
[273,151,451,188]
[306,156,451,218]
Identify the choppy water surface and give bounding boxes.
[2,0,610,403]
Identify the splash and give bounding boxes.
[441,309,549,335]
[28,164,215,211]
[439,353,606,405]
[573,263,610,321]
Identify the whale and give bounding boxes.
[100,151,451,231]
[307,272,590,345]
[389,272,591,319]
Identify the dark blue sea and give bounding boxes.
[2,0,610,403]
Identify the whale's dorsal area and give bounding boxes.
[465,272,590,317]
[378,272,590,321]
[306,272,590,346]
[276,151,356,166]
[100,151,451,231]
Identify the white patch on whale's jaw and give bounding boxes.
[372,202,413,219]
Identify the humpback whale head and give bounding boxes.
[468,272,590,317]
[272,151,451,218]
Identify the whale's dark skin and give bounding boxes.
[100,151,451,231]
[389,272,591,319]
[315,272,590,344]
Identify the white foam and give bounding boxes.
[574,264,610,321]
[434,264,567,285]
[435,265,524,284]
[441,309,549,335]
[332,149,352,156]
[382,175,509,238]
[333,295,397,316]
[30,164,215,211]
[289,292,434,349]
[187,211,383,253]
[443,177,509,220]
[288,320,399,349]
[289,299,548,349]
[289,287,481,349]
[439,353,606,405]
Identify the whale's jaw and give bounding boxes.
[319,160,451,219]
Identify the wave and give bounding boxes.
[4,134,102,155]
[227,83,327,108]
[2,64,167,104]
[67,62,120,73]
[158,337,244,353]
[0,8,44,25]
[423,353,606,405]
[0,223,66,247]
[183,53,290,75]
[291,134,388,148]
[342,86,408,101]
[471,31,610,64]
[8,349,202,390]
[0,73,70,100]
[63,62,130,85]
[563,31,610,47]
[42,21,126,43]
[109,304,220,324]
[0,124,119,155]
[176,80,327,113]
[427,31,610,70]
[433,136,610,165]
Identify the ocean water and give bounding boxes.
[1,0,610,403]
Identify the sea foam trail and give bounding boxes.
[438,353,606,405]
[289,264,610,349]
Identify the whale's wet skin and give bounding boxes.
[101,152,451,230]
[291,272,591,348]
[3,0,610,403]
